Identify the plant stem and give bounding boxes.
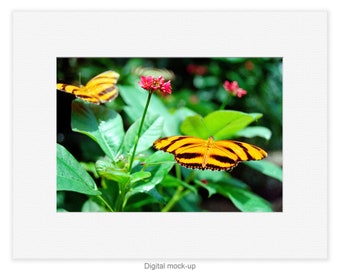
[114,184,126,211]
[219,93,229,110]
[127,91,153,173]
[161,185,184,212]
[161,165,195,212]
[175,163,182,180]
[97,195,114,212]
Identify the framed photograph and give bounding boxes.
[56,57,282,213]
[12,11,327,259]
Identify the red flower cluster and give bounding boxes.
[138,75,172,96]
[223,80,247,98]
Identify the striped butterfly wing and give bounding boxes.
[56,70,119,104]
[212,140,267,170]
[153,136,267,171]
[215,140,267,161]
[153,136,206,169]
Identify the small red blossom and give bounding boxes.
[201,179,208,185]
[244,60,255,71]
[223,80,247,98]
[138,75,172,96]
[186,64,208,75]
[160,80,172,96]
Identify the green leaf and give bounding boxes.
[146,188,167,204]
[130,171,152,184]
[245,160,283,182]
[179,114,211,139]
[71,99,124,160]
[217,185,272,212]
[143,150,175,168]
[57,144,101,196]
[81,199,107,212]
[124,114,164,155]
[96,158,131,184]
[124,191,166,210]
[194,179,217,197]
[180,110,263,139]
[205,111,263,139]
[125,151,174,200]
[79,162,99,178]
[236,126,272,140]
[193,172,250,198]
[99,179,119,209]
[193,170,249,189]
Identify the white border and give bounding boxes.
[12,11,327,259]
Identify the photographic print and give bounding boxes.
[56,57,282,212]
[13,11,326,259]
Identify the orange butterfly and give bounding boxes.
[153,136,267,171]
[57,70,119,104]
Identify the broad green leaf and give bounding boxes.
[57,144,101,196]
[81,199,107,212]
[125,152,174,200]
[180,110,263,139]
[217,185,272,212]
[236,126,272,140]
[204,111,263,140]
[179,114,211,139]
[71,100,124,160]
[124,114,164,155]
[245,160,282,182]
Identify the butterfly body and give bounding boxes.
[153,136,267,171]
[56,70,119,104]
